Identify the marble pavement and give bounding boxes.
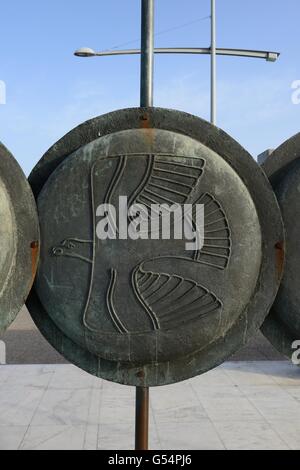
[0,361,300,450]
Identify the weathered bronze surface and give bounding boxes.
[27,107,283,386]
[0,142,40,336]
[262,133,300,359]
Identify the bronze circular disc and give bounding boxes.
[27,108,283,386]
[0,142,39,336]
[262,132,300,359]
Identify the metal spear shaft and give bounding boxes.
[135,0,154,451]
[210,0,217,125]
[140,0,154,108]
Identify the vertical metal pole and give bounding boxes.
[135,386,149,450]
[135,0,154,451]
[210,0,217,125]
[140,0,154,107]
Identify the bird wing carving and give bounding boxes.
[133,263,222,331]
[129,155,205,208]
[193,193,231,269]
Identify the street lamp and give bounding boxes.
[74,3,280,125]
[74,44,280,125]
[74,47,280,61]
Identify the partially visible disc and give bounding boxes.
[0,142,39,336]
[262,133,300,359]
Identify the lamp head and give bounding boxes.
[267,52,279,62]
[74,47,96,57]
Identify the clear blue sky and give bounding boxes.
[0,0,299,174]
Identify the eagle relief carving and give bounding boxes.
[51,154,231,336]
